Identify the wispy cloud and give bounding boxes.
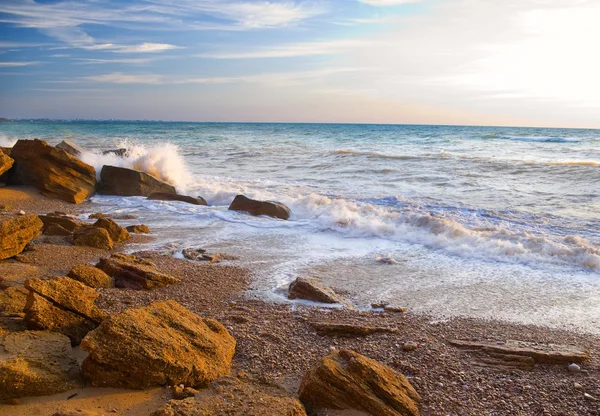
[0,41,46,48]
[0,61,40,67]
[72,58,156,65]
[359,0,424,5]
[115,43,182,53]
[85,73,164,84]
[197,40,370,59]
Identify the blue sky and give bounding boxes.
[1,0,599,127]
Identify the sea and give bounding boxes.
[1,121,599,333]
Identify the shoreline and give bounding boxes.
[1,187,599,415]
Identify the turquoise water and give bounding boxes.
[2,121,599,331]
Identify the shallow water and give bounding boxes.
[2,121,599,332]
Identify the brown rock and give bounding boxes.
[40,213,82,232]
[96,253,179,290]
[0,317,27,336]
[67,264,114,288]
[80,300,235,389]
[148,192,207,206]
[102,148,128,157]
[310,322,398,337]
[73,226,113,250]
[8,139,96,204]
[93,217,130,242]
[0,214,43,260]
[99,165,176,197]
[0,331,82,400]
[299,349,421,416]
[0,151,14,177]
[384,305,406,313]
[153,376,307,416]
[0,287,28,318]
[288,277,345,304]
[56,140,83,157]
[228,195,290,220]
[43,223,72,236]
[172,385,198,400]
[182,248,221,263]
[126,224,150,234]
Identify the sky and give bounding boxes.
[1,0,600,127]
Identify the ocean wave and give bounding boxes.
[0,135,18,148]
[498,136,577,143]
[332,149,417,160]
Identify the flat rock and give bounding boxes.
[0,151,14,177]
[80,300,236,389]
[99,165,176,197]
[92,217,130,242]
[8,139,96,204]
[0,287,28,318]
[40,213,82,233]
[67,264,114,288]
[152,375,307,416]
[310,322,398,337]
[228,195,290,220]
[288,277,345,304]
[148,192,207,206]
[73,226,113,250]
[0,214,43,260]
[300,348,421,416]
[96,253,179,290]
[449,339,589,365]
[56,140,83,157]
[126,224,150,234]
[0,331,82,400]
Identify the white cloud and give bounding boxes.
[115,43,182,53]
[0,61,40,67]
[85,73,165,84]
[359,0,424,5]
[73,57,155,64]
[197,40,370,59]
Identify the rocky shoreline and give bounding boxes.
[0,140,599,416]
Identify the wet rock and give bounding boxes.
[310,322,399,337]
[0,213,43,260]
[126,224,150,234]
[288,277,345,304]
[228,195,290,220]
[56,140,83,157]
[0,151,14,177]
[182,248,221,263]
[102,148,128,157]
[376,256,398,265]
[67,264,114,288]
[43,223,72,236]
[384,305,406,313]
[40,213,82,233]
[153,375,306,416]
[299,348,421,416]
[148,192,207,206]
[93,217,130,243]
[80,300,236,389]
[96,253,179,290]
[0,331,82,400]
[99,165,176,197]
[8,139,96,204]
[0,287,28,318]
[73,226,114,250]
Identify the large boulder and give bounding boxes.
[56,140,83,157]
[0,287,28,318]
[99,165,176,197]
[0,214,43,260]
[93,217,130,242]
[73,226,114,250]
[148,192,207,206]
[0,151,14,177]
[67,264,114,288]
[0,331,82,400]
[288,277,345,304]
[228,195,291,220]
[23,277,107,345]
[152,375,307,416]
[8,139,96,204]
[96,254,179,290]
[299,349,421,416]
[80,300,236,389]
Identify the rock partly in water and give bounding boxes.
[0,214,43,260]
[148,192,207,206]
[8,139,96,204]
[288,277,346,304]
[0,151,14,177]
[126,224,150,234]
[96,253,179,290]
[92,217,130,243]
[80,300,236,389]
[299,348,421,416]
[228,195,291,220]
[152,375,307,416]
[99,165,176,197]
[0,331,82,400]
[182,248,221,263]
[102,148,128,157]
[73,226,114,250]
[56,140,83,157]
[67,264,114,288]
[40,213,82,233]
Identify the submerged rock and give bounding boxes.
[148,192,207,206]
[99,165,176,197]
[73,226,114,250]
[0,213,43,260]
[81,300,236,389]
[299,348,421,416]
[228,195,290,220]
[67,264,114,288]
[0,331,82,400]
[93,217,130,243]
[288,277,345,304]
[8,139,96,204]
[96,253,179,289]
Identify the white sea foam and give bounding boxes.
[0,135,17,148]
